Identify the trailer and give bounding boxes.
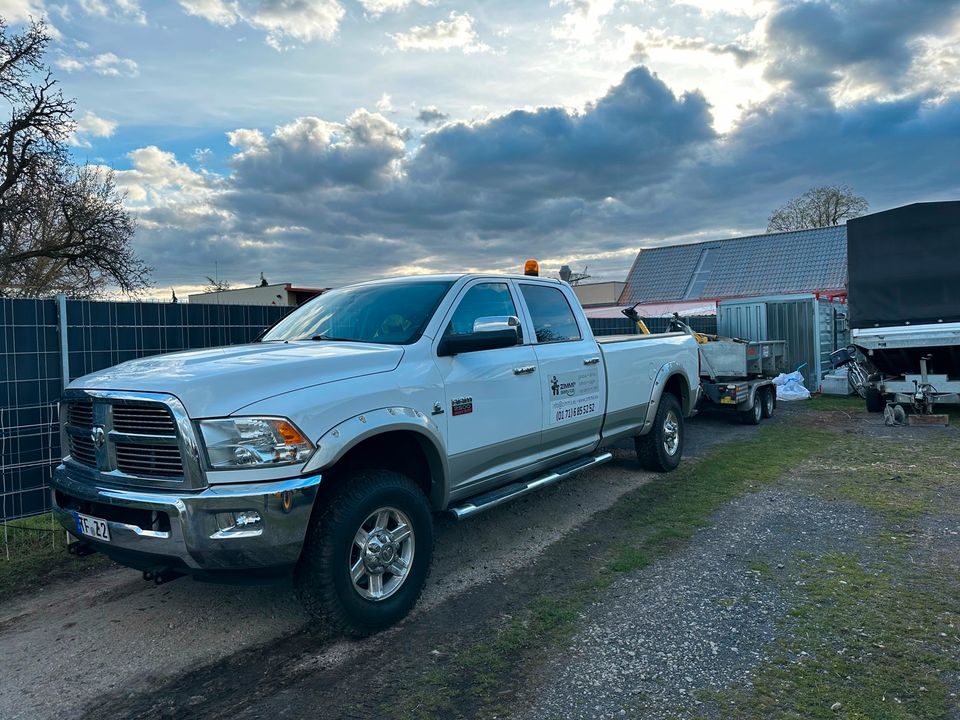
[833,201,960,418]
[665,314,787,424]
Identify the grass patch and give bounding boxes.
[0,514,111,603]
[383,421,836,719]
[688,423,960,719]
[702,550,960,719]
[808,435,960,523]
[807,394,867,413]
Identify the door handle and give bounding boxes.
[583,357,600,365]
[513,365,536,375]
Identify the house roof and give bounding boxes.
[619,225,847,306]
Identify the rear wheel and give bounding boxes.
[760,386,775,419]
[636,393,683,472]
[865,387,886,413]
[740,394,762,425]
[295,469,434,636]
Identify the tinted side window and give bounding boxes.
[447,283,518,335]
[520,285,582,343]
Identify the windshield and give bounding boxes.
[260,280,454,344]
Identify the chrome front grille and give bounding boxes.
[113,405,177,436]
[68,402,94,428]
[116,442,184,477]
[68,434,97,467]
[61,391,201,489]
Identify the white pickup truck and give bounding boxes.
[52,274,699,633]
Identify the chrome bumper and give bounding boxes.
[51,463,322,572]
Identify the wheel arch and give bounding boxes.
[303,408,448,510]
[640,363,694,434]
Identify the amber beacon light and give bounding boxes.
[523,259,539,276]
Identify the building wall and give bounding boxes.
[188,284,292,306]
[572,282,625,307]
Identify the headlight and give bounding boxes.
[199,417,314,469]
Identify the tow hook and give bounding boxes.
[142,569,184,585]
[68,541,96,557]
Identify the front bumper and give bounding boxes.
[51,463,322,574]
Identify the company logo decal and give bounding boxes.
[452,397,473,416]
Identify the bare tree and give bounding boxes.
[767,185,869,232]
[0,19,149,297]
[203,276,232,293]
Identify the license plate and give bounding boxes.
[74,512,111,542]
[720,396,735,404]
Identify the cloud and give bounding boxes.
[69,110,118,147]
[408,67,715,200]
[357,0,432,16]
[56,52,139,77]
[177,0,345,49]
[630,33,758,67]
[763,0,960,97]
[0,0,46,22]
[551,0,616,43]
[376,92,395,114]
[416,106,448,125]
[227,110,409,192]
[390,11,490,53]
[76,0,145,23]
[113,146,210,204]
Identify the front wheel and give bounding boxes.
[295,469,434,636]
[635,393,683,472]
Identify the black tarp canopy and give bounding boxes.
[847,201,960,329]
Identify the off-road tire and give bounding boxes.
[760,385,776,419]
[865,387,886,413]
[740,394,762,425]
[295,470,434,637]
[635,392,683,472]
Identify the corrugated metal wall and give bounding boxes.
[765,299,817,388]
[717,302,767,340]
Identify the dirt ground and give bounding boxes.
[1,400,957,720]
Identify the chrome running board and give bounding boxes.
[448,451,613,520]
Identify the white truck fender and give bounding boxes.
[300,406,449,505]
[640,362,694,434]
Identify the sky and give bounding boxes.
[2,0,959,297]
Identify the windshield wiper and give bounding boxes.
[310,334,356,342]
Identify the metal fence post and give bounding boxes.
[56,293,70,389]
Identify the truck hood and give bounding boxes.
[69,341,404,417]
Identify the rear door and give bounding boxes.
[517,282,605,461]
[434,280,543,494]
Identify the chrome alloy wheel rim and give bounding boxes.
[350,507,415,601]
[764,391,774,415]
[663,410,680,456]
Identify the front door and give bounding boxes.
[518,282,605,461]
[434,280,542,493]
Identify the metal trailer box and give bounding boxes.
[698,340,786,378]
[821,372,853,395]
[717,294,849,391]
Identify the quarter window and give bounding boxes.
[447,283,518,336]
[520,285,582,343]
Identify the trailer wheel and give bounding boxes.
[760,386,775,419]
[865,387,886,413]
[636,393,683,472]
[295,469,434,637]
[740,394,762,425]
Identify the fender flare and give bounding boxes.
[300,406,449,508]
[640,363,693,434]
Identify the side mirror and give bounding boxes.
[438,316,521,356]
